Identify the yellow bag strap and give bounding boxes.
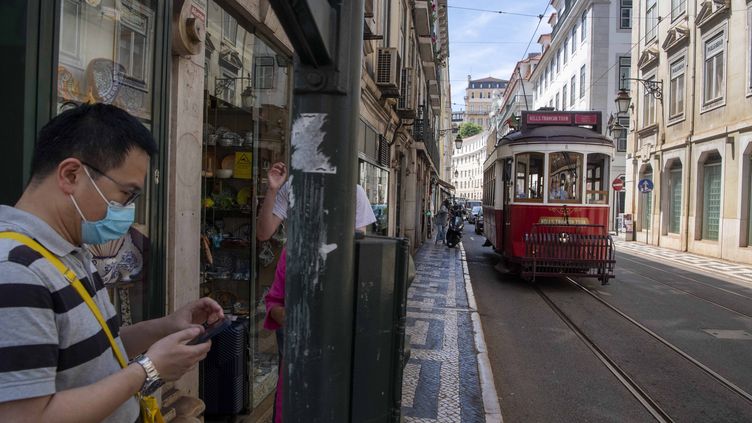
[0,231,128,369]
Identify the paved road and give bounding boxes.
[462,224,752,422]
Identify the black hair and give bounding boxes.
[30,103,158,181]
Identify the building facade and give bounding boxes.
[464,76,507,129]
[492,53,540,142]
[625,0,752,264]
[529,0,632,229]
[452,131,488,201]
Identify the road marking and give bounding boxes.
[702,329,752,340]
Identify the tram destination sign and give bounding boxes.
[521,111,602,133]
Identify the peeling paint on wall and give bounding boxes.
[291,113,337,174]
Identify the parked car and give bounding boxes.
[467,206,482,224]
[475,211,484,235]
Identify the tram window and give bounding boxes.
[515,153,545,201]
[586,153,610,204]
[549,152,583,203]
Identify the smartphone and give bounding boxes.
[187,317,231,345]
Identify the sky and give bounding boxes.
[447,1,553,111]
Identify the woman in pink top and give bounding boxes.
[264,248,286,423]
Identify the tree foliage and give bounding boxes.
[458,122,483,138]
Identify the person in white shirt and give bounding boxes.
[256,162,376,240]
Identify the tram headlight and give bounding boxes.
[559,232,570,243]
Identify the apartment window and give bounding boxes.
[563,38,569,65]
[570,75,576,105]
[669,57,685,120]
[555,93,560,110]
[621,0,632,29]
[617,116,629,151]
[562,85,568,110]
[556,51,561,74]
[515,153,545,201]
[703,30,726,107]
[643,74,657,126]
[222,10,238,45]
[668,161,683,234]
[618,56,631,90]
[254,56,275,89]
[579,65,586,98]
[645,0,658,42]
[581,11,587,42]
[571,26,577,54]
[702,154,722,240]
[671,0,686,21]
[640,166,653,230]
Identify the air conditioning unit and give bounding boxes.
[376,47,400,97]
[397,68,416,119]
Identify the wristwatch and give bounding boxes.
[134,354,164,396]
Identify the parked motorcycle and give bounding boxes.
[446,214,464,248]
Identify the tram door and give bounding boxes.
[502,158,512,253]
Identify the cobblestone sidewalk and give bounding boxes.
[614,238,752,287]
[401,241,501,423]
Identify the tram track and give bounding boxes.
[533,276,752,421]
[617,254,752,312]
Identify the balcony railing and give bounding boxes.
[413,118,440,172]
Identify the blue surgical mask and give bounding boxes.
[70,167,135,245]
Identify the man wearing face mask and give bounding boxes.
[0,104,224,422]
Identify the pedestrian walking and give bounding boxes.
[435,200,449,244]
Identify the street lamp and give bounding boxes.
[454,134,463,150]
[454,169,459,178]
[618,76,663,107]
[607,114,626,140]
[615,88,631,114]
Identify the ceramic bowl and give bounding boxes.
[216,169,233,179]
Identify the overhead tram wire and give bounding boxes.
[515,1,551,112]
[447,5,543,19]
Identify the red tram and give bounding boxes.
[482,111,615,284]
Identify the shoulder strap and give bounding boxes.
[0,231,128,369]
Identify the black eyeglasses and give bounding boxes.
[82,161,142,206]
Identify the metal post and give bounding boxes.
[269,1,365,421]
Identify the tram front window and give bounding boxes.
[549,152,583,203]
[515,152,545,201]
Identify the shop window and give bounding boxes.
[360,161,390,236]
[56,0,159,326]
[640,166,653,230]
[515,153,544,202]
[201,0,292,411]
[549,152,583,203]
[702,154,722,240]
[586,153,609,204]
[668,161,683,234]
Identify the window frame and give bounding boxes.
[645,0,658,43]
[579,65,586,99]
[701,155,723,241]
[621,0,633,29]
[668,54,686,122]
[548,151,584,204]
[701,24,727,112]
[570,75,576,106]
[618,56,631,90]
[671,0,687,22]
[642,72,658,128]
[514,152,546,203]
[581,10,587,42]
[668,162,683,234]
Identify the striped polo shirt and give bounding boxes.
[0,205,139,422]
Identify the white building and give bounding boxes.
[529,0,633,228]
[492,53,541,141]
[464,76,507,129]
[452,131,488,200]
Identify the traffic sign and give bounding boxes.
[611,177,624,191]
[638,178,654,193]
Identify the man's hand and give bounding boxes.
[165,297,224,335]
[146,327,212,381]
[267,162,287,192]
